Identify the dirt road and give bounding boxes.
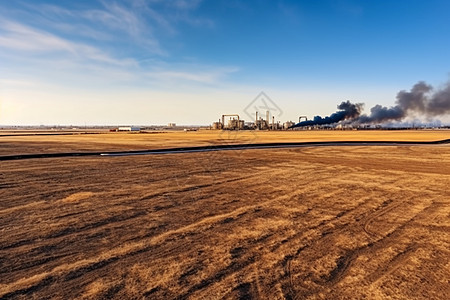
[0,129,449,156]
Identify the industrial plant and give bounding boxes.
[211,105,448,131]
[210,111,387,131]
[213,80,450,131]
[212,111,297,131]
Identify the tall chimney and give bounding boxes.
[272,116,275,130]
[256,111,258,123]
[266,111,269,129]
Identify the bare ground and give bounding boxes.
[0,133,449,299]
[0,129,449,156]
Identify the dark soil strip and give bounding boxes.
[0,139,449,161]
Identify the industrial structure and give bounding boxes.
[211,111,294,131]
[210,111,375,131]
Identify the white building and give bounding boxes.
[118,126,140,132]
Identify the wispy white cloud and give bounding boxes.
[48,22,113,41]
[85,2,166,55]
[30,4,114,41]
[0,20,75,53]
[131,0,177,34]
[168,0,214,28]
[0,1,234,90]
[171,0,203,10]
[145,66,239,84]
[131,0,214,30]
[1,0,214,56]
[36,4,76,19]
[85,2,141,36]
[0,19,136,67]
[12,1,166,55]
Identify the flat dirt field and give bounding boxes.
[1,129,449,156]
[0,130,449,299]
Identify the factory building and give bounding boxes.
[212,122,224,130]
[227,119,244,130]
[283,121,295,129]
[211,111,295,130]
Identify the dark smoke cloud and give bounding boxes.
[358,105,404,123]
[291,101,362,127]
[426,82,450,115]
[357,81,450,124]
[291,80,450,127]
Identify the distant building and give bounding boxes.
[212,122,223,130]
[168,123,176,127]
[227,119,244,130]
[283,121,295,129]
[118,126,140,132]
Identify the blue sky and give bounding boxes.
[1,0,449,125]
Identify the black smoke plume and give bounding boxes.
[291,80,450,127]
[358,81,450,124]
[290,101,363,128]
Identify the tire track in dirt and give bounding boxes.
[137,174,257,203]
[0,190,296,298]
[1,167,289,294]
[275,193,434,298]
[0,210,147,253]
[277,204,366,297]
[0,174,257,258]
[177,229,282,299]
[317,201,433,294]
[273,200,374,299]
[177,255,258,299]
[47,210,148,239]
[282,255,295,300]
[366,244,419,285]
[2,145,448,299]
[259,193,376,298]
[324,250,359,286]
[363,199,404,239]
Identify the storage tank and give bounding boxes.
[283,121,295,129]
[212,122,223,130]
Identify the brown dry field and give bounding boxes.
[0,131,449,299]
[0,129,449,156]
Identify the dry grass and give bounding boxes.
[0,131,449,299]
[0,129,448,156]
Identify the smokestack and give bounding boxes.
[272,116,275,130]
[256,111,258,123]
[266,111,269,128]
